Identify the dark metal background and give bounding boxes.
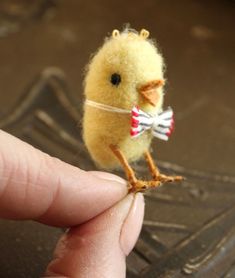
[0,1,234,277]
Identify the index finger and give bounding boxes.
[0,130,127,227]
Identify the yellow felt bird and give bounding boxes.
[83,28,182,192]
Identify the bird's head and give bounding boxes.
[84,28,165,113]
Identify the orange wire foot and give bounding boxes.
[153,173,184,183]
[127,176,184,193]
[128,179,162,193]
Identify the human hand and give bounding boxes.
[0,130,145,277]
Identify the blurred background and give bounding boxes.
[0,0,234,277]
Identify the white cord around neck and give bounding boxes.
[85,99,131,114]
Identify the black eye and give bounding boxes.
[110,73,121,86]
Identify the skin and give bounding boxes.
[0,130,145,277]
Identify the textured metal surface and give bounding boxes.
[0,1,234,277]
[1,70,235,277]
[0,0,57,37]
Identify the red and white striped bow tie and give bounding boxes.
[130,106,174,141]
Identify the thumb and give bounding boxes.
[45,193,145,278]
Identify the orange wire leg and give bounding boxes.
[110,145,161,192]
[109,144,137,186]
[144,150,160,180]
[144,150,183,182]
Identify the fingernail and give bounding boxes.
[120,193,145,256]
[89,171,126,185]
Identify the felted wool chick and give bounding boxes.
[83,28,182,192]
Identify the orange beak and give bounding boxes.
[138,79,164,106]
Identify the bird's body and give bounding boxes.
[83,105,152,169]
